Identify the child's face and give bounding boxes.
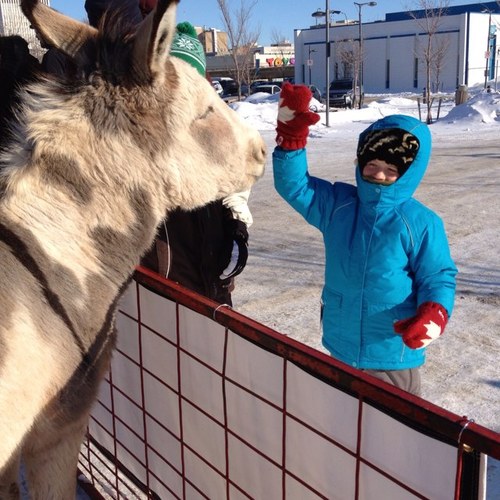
[362,159,400,185]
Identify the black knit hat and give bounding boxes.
[357,128,420,176]
[84,0,142,28]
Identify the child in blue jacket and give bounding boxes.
[273,84,457,395]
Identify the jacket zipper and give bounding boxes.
[358,211,379,364]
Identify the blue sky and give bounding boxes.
[50,1,475,45]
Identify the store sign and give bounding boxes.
[265,56,295,67]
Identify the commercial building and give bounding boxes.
[198,26,229,55]
[205,43,295,81]
[295,2,500,94]
[194,22,294,81]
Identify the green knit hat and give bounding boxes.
[170,22,206,76]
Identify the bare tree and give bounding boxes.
[270,29,292,81]
[407,0,450,124]
[270,28,288,46]
[334,38,361,108]
[431,35,451,92]
[216,0,261,100]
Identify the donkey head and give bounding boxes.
[20,0,266,214]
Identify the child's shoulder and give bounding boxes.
[399,198,444,227]
[401,198,439,215]
[326,181,357,207]
[333,181,357,197]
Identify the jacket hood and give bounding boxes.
[355,114,432,206]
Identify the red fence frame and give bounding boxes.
[78,266,500,499]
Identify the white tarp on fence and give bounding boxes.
[79,280,486,499]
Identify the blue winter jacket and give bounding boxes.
[273,114,457,370]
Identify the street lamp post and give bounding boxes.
[483,10,493,89]
[354,2,376,109]
[311,5,341,127]
[325,0,330,125]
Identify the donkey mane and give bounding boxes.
[0,11,145,166]
[82,9,145,86]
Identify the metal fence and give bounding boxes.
[78,266,500,499]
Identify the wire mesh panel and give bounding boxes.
[78,268,499,499]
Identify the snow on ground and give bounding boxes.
[229,85,500,497]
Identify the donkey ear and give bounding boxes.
[21,0,97,57]
[131,0,179,84]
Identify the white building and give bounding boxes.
[295,2,500,94]
[0,0,50,58]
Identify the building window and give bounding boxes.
[413,58,419,89]
[343,60,353,80]
[386,59,390,89]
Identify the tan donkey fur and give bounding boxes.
[0,0,266,497]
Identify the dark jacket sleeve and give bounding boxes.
[140,202,236,304]
[41,49,70,78]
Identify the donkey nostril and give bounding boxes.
[255,142,267,163]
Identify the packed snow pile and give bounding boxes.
[370,96,417,106]
[230,87,500,137]
[444,91,500,124]
[230,97,279,131]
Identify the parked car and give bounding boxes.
[212,77,249,98]
[251,84,282,95]
[307,84,322,103]
[250,80,269,92]
[240,82,250,96]
[212,77,239,97]
[328,79,362,108]
[211,80,223,96]
[270,80,284,88]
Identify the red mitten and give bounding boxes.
[276,83,320,150]
[394,302,448,350]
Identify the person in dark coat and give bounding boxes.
[0,35,40,149]
[139,16,252,305]
[141,202,248,304]
[32,28,74,78]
